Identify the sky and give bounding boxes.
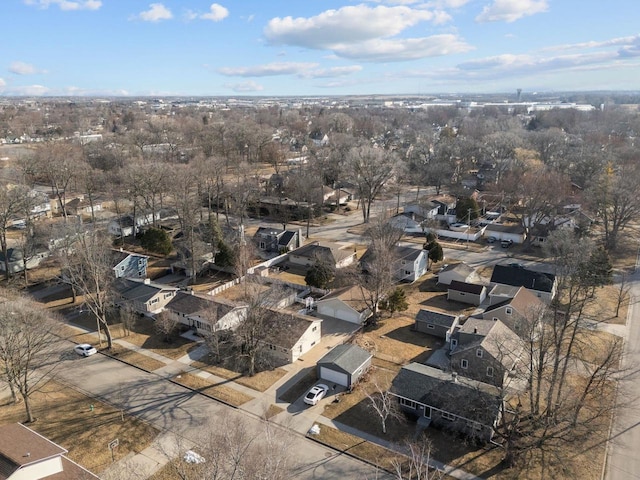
[1,0,639,97]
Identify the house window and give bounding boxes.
[259,242,266,249]
[312,326,317,332]
[492,317,498,321]
[459,292,465,296]
[476,349,483,358]
[401,260,406,265]
[426,324,435,329]
[505,307,513,315]
[405,271,411,275]
[461,359,468,369]
[399,398,417,409]
[441,411,456,422]
[487,367,494,377]
[138,259,144,266]
[120,265,125,271]
[451,338,458,348]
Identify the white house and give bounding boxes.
[316,285,372,324]
[484,223,526,244]
[164,291,247,335]
[260,310,322,364]
[113,278,178,315]
[437,262,481,286]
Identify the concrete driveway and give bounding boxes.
[55,341,388,479]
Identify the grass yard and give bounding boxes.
[0,380,158,475]
[278,367,318,403]
[190,356,287,392]
[105,344,168,372]
[355,314,444,367]
[311,424,400,473]
[582,284,630,325]
[172,373,254,407]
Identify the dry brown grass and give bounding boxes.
[582,284,630,325]
[278,368,318,403]
[264,404,284,419]
[355,314,444,367]
[105,344,167,372]
[172,373,254,407]
[311,424,399,472]
[0,380,158,475]
[189,358,287,392]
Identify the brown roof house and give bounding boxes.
[288,241,356,270]
[482,286,546,337]
[0,423,100,480]
[164,291,247,335]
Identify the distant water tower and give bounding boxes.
[517,89,522,102]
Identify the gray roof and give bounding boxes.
[439,262,475,277]
[318,344,372,374]
[391,363,502,426]
[262,310,320,349]
[448,280,486,295]
[416,309,458,328]
[166,291,236,319]
[113,278,177,303]
[361,244,426,266]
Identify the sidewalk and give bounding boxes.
[65,320,483,480]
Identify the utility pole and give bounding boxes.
[466,208,471,249]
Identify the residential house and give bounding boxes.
[487,284,521,306]
[0,423,100,480]
[490,264,557,302]
[107,211,161,237]
[317,344,373,389]
[111,249,148,279]
[430,195,458,223]
[321,186,350,206]
[254,226,303,254]
[482,286,545,336]
[288,241,356,269]
[391,363,503,443]
[403,200,440,220]
[437,262,481,286]
[484,223,526,244]
[415,308,460,342]
[316,285,372,324]
[360,244,429,283]
[164,291,246,335]
[113,278,178,316]
[64,195,107,217]
[0,247,50,274]
[260,309,322,365]
[450,319,522,388]
[388,212,426,235]
[448,281,487,306]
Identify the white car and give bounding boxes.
[304,384,329,406]
[74,344,97,357]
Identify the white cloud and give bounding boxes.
[265,5,450,49]
[541,34,640,52]
[219,62,319,77]
[218,62,363,79]
[0,78,6,89]
[134,3,173,22]
[201,3,228,21]
[24,0,101,10]
[9,61,46,75]
[224,81,264,93]
[476,0,548,23]
[4,84,50,96]
[332,34,473,61]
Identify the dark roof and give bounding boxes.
[111,249,148,267]
[278,230,297,246]
[255,226,282,237]
[318,344,372,374]
[448,280,486,295]
[391,363,502,426]
[361,244,425,266]
[485,223,525,234]
[416,309,458,328]
[113,278,177,303]
[291,241,353,264]
[166,291,235,319]
[490,264,556,293]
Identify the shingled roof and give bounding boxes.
[318,344,372,374]
[490,264,556,293]
[416,309,459,328]
[391,363,502,426]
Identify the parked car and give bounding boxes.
[501,239,513,248]
[486,236,496,244]
[304,384,329,406]
[74,344,97,357]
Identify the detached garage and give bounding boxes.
[317,344,373,389]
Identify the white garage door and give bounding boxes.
[319,367,349,387]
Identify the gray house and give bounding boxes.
[447,281,487,306]
[254,227,303,254]
[415,309,460,342]
[490,264,557,302]
[164,291,247,335]
[317,344,373,389]
[391,363,503,443]
[112,249,148,279]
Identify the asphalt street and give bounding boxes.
[56,345,389,480]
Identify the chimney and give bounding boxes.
[473,326,478,334]
[452,372,458,382]
[143,278,151,285]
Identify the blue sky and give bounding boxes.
[1,0,639,96]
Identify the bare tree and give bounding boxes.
[155,311,179,343]
[364,378,402,435]
[346,145,396,223]
[60,228,116,349]
[615,271,631,318]
[0,183,32,279]
[391,439,444,480]
[0,293,61,423]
